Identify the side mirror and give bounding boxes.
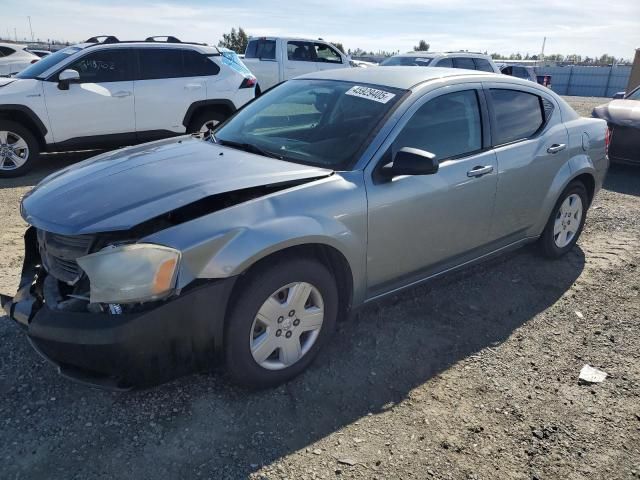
[58,69,80,90]
[381,147,439,178]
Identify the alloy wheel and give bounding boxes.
[0,130,29,171]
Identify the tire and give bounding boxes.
[187,111,228,137]
[0,120,40,178]
[539,181,589,258]
[225,257,338,389]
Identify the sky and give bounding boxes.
[2,0,638,59]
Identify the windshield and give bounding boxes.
[15,46,82,79]
[626,87,640,101]
[380,56,433,66]
[214,79,405,169]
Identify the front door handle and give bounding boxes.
[547,143,567,154]
[112,91,132,98]
[467,165,494,177]
[184,84,203,90]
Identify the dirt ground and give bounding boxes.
[0,97,638,480]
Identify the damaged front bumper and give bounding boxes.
[1,228,236,390]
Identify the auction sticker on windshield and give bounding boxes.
[346,85,396,103]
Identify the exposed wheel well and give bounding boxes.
[0,110,46,149]
[232,244,354,322]
[183,101,236,131]
[573,173,596,206]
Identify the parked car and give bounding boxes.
[242,37,351,93]
[350,59,378,68]
[0,35,256,177]
[2,67,608,390]
[26,49,52,58]
[498,63,552,87]
[498,63,536,81]
[380,52,499,72]
[0,43,40,76]
[592,84,640,165]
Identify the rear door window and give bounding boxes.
[287,41,315,62]
[66,49,135,83]
[245,39,276,60]
[138,49,183,79]
[435,57,453,68]
[490,89,544,145]
[474,58,494,72]
[314,43,342,64]
[453,57,476,70]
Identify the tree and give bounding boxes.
[414,40,430,52]
[328,41,346,54]
[218,27,249,53]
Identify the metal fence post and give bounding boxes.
[566,66,574,95]
[603,66,613,97]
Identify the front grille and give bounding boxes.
[610,125,640,164]
[37,230,94,285]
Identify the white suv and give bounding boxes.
[0,43,40,76]
[380,51,500,72]
[0,36,257,177]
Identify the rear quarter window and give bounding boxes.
[0,46,16,57]
[183,50,220,76]
[490,89,544,145]
[474,58,494,72]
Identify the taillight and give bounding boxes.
[240,76,257,89]
[605,125,611,156]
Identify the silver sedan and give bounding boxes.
[3,67,609,389]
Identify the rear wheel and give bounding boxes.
[225,257,338,389]
[539,181,588,258]
[0,120,40,178]
[188,111,228,139]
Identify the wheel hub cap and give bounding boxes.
[553,193,583,248]
[250,282,324,370]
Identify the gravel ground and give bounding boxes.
[1,97,638,480]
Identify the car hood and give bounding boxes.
[22,136,333,235]
[592,99,640,128]
[0,78,18,87]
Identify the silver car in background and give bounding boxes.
[2,67,608,390]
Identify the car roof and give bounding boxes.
[0,43,28,49]
[71,42,218,54]
[394,51,491,59]
[296,66,495,90]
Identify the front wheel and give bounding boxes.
[0,120,40,178]
[539,181,588,258]
[225,257,338,389]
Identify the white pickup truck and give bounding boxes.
[242,37,351,93]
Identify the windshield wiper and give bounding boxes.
[217,139,283,160]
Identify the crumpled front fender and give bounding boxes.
[142,172,368,304]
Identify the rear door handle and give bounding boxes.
[467,165,494,177]
[184,84,203,90]
[547,143,566,154]
[112,91,132,98]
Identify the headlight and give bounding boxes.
[77,243,180,304]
